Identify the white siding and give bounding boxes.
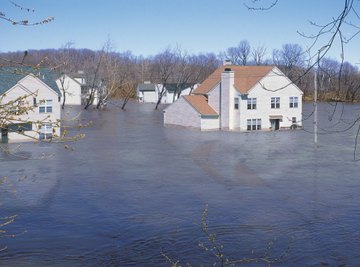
[164,97,201,128]
[233,93,241,129]
[142,91,158,103]
[238,67,303,131]
[208,84,220,114]
[140,85,195,104]
[1,75,61,142]
[56,75,82,105]
[201,117,220,130]
[163,91,175,104]
[180,87,192,96]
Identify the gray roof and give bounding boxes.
[165,83,195,93]
[137,83,196,92]
[137,83,156,92]
[0,66,61,96]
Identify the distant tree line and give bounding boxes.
[1,40,360,104]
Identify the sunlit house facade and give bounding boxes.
[0,67,61,142]
[164,65,303,131]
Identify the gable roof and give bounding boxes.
[0,66,61,96]
[58,73,82,86]
[183,95,218,116]
[193,65,274,95]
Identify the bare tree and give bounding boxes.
[252,45,267,65]
[53,42,75,109]
[224,40,251,65]
[150,48,179,110]
[272,43,306,84]
[238,40,251,65]
[103,51,137,110]
[340,62,360,102]
[83,51,104,110]
[171,51,193,102]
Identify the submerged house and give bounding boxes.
[137,81,197,104]
[164,65,303,131]
[0,67,61,143]
[56,73,83,105]
[56,72,100,106]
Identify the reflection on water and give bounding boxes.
[0,101,360,266]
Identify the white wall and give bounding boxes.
[1,75,61,142]
[164,97,201,128]
[56,75,82,105]
[238,67,303,131]
[208,83,220,115]
[201,117,220,130]
[142,91,158,103]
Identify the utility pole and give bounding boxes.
[314,67,318,146]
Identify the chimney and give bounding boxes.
[220,68,235,130]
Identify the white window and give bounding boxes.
[39,123,52,140]
[39,99,53,113]
[234,97,239,109]
[289,97,298,108]
[271,97,280,109]
[247,119,261,131]
[247,98,257,110]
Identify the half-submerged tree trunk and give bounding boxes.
[84,87,95,110]
[155,85,167,110]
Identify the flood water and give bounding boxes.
[1,101,360,266]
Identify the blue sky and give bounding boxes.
[1,0,359,64]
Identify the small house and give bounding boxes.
[137,81,197,104]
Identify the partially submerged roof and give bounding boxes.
[193,65,274,95]
[165,83,195,93]
[137,83,196,93]
[183,95,218,116]
[0,66,61,96]
[137,83,156,92]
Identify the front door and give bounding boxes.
[1,128,8,143]
[271,119,280,130]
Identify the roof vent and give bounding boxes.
[223,59,232,66]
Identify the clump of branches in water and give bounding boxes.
[162,204,292,266]
[0,215,17,252]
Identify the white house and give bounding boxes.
[164,65,303,131]
[56,73,83,105]
[0,67,61,143]
[56,72,100,106]
[137,81,196,104]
